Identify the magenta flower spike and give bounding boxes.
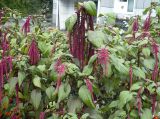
[0,62,4,88]
[54,59,65,90]
[151,94,157,114]
[54,59,65,76]
[39,112,45,119]
[28,39,40,65]
[0,62,3,102]
[97,48,109,65]
[152,42,159,81]
[143,14,151,32]
[137,87,142,116]
[22,16,31,34]
[132,18,139,32]
[15,83,19,106]
[85,79,93,94]
[129,65,133,89]
[7,56,13,72]
[1,33,9,56]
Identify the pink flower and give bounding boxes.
[97,48,109,65]
[132,18,138,32]
[28,40,40,65]
[54,59,65,76]
[22,16,31,34]
[39,112,45,119]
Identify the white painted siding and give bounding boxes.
[52,0,57,25]
[59,0,76,29]
[100,0,114,8]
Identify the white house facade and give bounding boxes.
[52,0,160,30]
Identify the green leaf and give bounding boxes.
[78,85,95,108]
[9,77,18,95]
[141,109,152,119]
[99,13,116,26]
[46,86,55,99]
[33,76,41,88]
[130,82,142,91]
[118,91,133,109]
[88,54,97,66]
[18,71,26,87]
[157,87,160,96]
[67,96,83,113]
[58,83,71,103]
[138,40,148,46]
[109,110,127,119]
[143,58,154,70]
[81,113,89,119]
[82,65,93,76]
[109,100,119,108]
[31,90,42,110]
[87,30,106,48]
[37,65,46,72]
[133,67,146,79]
[110,55,128,74]
[85,109,103,119]
[142,47,150,57]
[83,1,97,16]
[1,96,9,109]
[65,14,77,32]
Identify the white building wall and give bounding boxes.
[52,0,57,25]
[59,0,76,30]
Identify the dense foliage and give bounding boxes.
[0,0,52,15]
[0,1,160,119]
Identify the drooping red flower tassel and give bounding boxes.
[152,42,159,81]
[151,94,157,114]
[21,16,31,35]
[54,59,65,90]
[28,39,40,65]
[127,114,130,119]
[7,56,12,72]
[1,33,10,57]
[69,7,95,69]
[0,10,3,25]
[129,65,133,89]
[39,112,45,119]
[85,79,94,100]
[0,62,3,102]
[15,83,19,107]
[137,87,142,116]
[0,61,4,88]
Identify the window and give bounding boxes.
[128,0,134,12]
[120,0,127,2]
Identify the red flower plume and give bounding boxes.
[28,39,40,65]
